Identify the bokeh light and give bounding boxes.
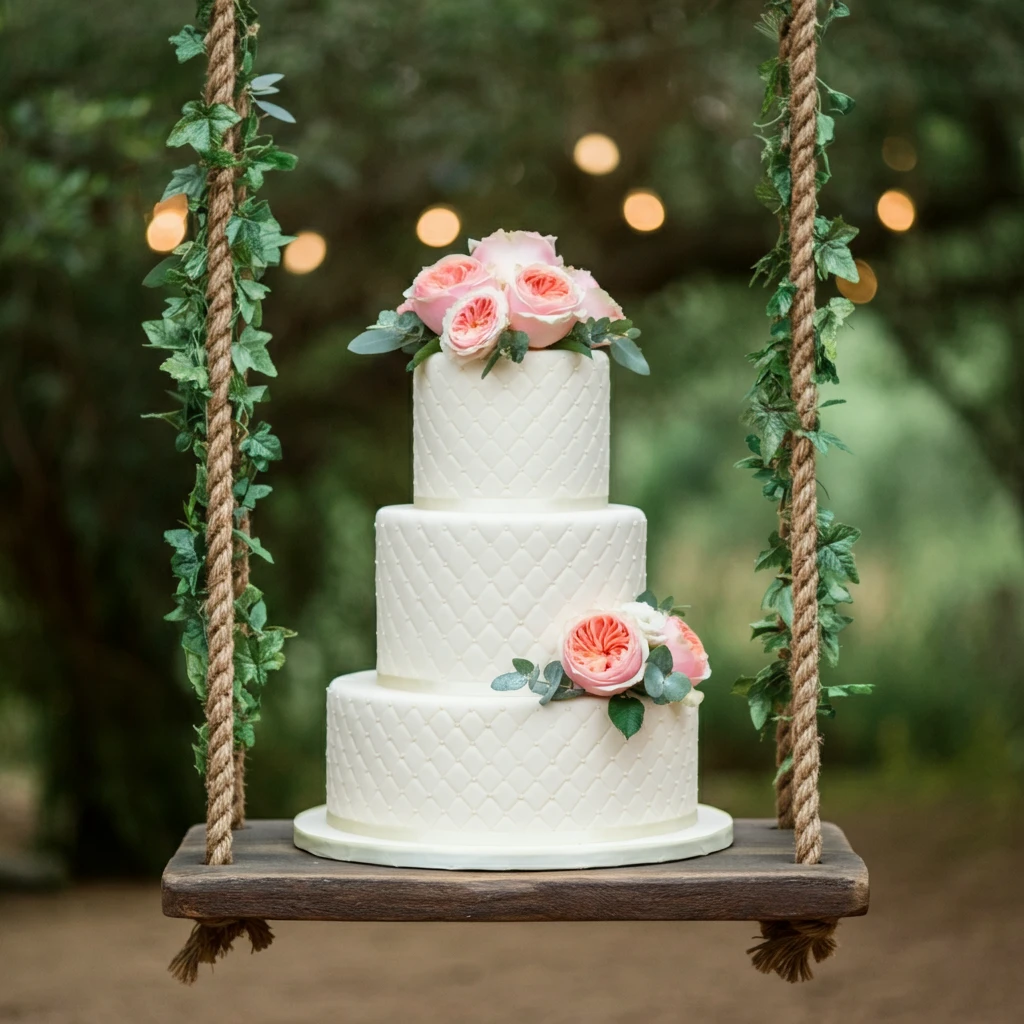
[146,192,189,252]
[283,231,328,274]
[882,136,918,172]
[876,189,916,232]
[622,190,665,233]
[146,210,187,252]
[573,133,620,175]
[836,259,878,304]
[416,206,461,247]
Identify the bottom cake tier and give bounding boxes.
[293,671,733,870]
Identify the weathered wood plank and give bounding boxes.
[161,819,869,922]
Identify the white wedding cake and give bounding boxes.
[294,349,733,869]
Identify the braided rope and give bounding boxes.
[785,0,823,868]
[202,0,239,867]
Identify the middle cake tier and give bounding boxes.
[376,504,647,687]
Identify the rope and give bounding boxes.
[751,1,835,983]
[785,0,823,870]
[202,0,240,869]
[168,918,275,986]
[748,919,838,984]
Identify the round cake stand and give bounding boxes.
[293,804,733,871]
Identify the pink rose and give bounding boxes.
[662,617,711,683]
[570,267,625,323]
[439,287,509,361]
[402,254,496,334]
[468,229,562,284]
[562,612,649,697]
[507,263,584,349]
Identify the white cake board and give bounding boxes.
[293,804,733,871]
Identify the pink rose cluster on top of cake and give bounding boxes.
[398,230,624,359]
[349,227,649,378]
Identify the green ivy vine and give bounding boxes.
[144,1,296,774]
[734,1,872,741]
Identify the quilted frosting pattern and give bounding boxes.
[413,350,609,504]
[326,671,698,839]
[376,504,647,685]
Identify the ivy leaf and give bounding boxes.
[763,577,794,627]
[164,528,201,594]
[142,318,189,350]
[608,695,645,740]
[232,325,278,377]
[159,352,208,389]
[773,754,794,787]
[167,100,241,154]
[818,522,861,583]
[240,422,283,470]
[766,281,796,319]
[142,256,184,289]
[163,165,206,204]
[816,113,835,147]
[814,297,856,362]
[233,529,274,563]
[254,99,296,124]
[169,25,206,63]
[821,82,855,115]
[749,690,772,731]
[813,216,860,282]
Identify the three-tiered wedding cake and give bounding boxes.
[294,346,733,869]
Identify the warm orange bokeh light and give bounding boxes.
[876,189,916,232]
[622,190,665,233]
[146,210,187,252]
[836,259,878,304]
[882,137,917,172]
[283,231,328,274]
[573,133,620,175]
[415,206,461,248]
[154,192,190,217]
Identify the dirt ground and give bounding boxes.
[1,801,1021,1024]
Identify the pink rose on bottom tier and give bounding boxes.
[561,612,650,696]
[662,616,712,683]
[439,287,509,361]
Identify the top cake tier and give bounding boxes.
[413,350,609,510]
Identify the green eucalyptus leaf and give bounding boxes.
[609,335,650,375]
[643,662,665,699]
[491,672,528,691]
[348,328,408,355]
[608,695,645,740]
[648,644,674,676]
[254,99,296,124]
[406,338,442,372]
[512,658,535,677]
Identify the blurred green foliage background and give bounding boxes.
[1,0,1022,875]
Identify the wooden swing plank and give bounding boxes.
[162,818,868,922]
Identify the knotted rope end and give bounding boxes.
[168,918,274,985]
[747,918,838,983]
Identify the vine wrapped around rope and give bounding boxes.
[735,0,871,981]
[144,0,297,982]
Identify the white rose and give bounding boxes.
[619,601,668,643]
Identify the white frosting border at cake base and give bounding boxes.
[293,802,733,871]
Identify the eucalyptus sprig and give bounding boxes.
[145,1,296,773]
[734,0,871,737]
[348,311,650,377]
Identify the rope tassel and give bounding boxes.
[748,919,839,984]
[168,918,274,986]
